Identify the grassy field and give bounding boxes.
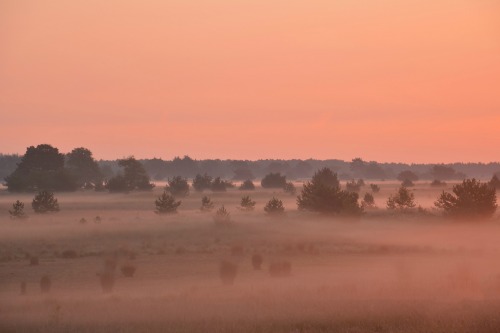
[1,182,500,332]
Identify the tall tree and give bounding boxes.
[106,157,154,192]
[66,147,102,188]
[5,144,77,192]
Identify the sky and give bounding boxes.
[1,0,499,163]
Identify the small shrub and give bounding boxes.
[252,254,263,270]
[121,264,136,277]
[79,218,87,224]
[200,196,215,212]
[239,180,255,190]
[240,195,256,211]
[431,179,447,187]
[219,261,238,285]
[401,179,415,187]
[94,216,102,223]
[361,192,375,208]
[32,191,60,213]
[370,184,381,193]
[9,200,27,219]
[98,271,115,293]
[155,191,181,214]
[264,197,285,215]
[387,186,416,210]
[211,177,229,192]
[214,206,231,225]
[261,173,287,189]
[269,261,292,277]
[166,176,190,197]
[283,182,297,195]
[40,275,51,293]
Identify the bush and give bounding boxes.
[214,206,231,225]
[166,176,189,197]
[261,173,287,188]
[155,191,181,214]
[431,179,447,187]
[219,261,237,285]
[264,197,285,215]
[211,177,231,192]
[32,191,60,213]
[269,261,292,277]
[401,179,415,187]
[283,182,296,195]
[387,186,416,210]
[240,195,256,211]
[61,249,78,259]
[200,196,215,211]
[239,180,255,190]
[297,168,362,215]
[370,184,381,193]
[361,192,375,208]
[9,200,27,219]
[252,254,263,270]
[106,157,154,192]
[434,178,497,219]
[192,173,212,192]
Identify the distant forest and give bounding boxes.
[1,152,499,183]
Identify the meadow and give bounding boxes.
[1,181,500,333]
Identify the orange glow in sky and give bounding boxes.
[1,0,499,162]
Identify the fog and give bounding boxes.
[1,184,500,332]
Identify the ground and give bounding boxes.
[1,181,500,332]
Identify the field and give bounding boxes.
[1,181,500,333]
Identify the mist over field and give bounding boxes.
[1,179,500,333]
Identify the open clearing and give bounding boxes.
[1,182,500,333]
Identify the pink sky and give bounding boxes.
[1,0,499,162]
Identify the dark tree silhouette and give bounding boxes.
[361,193,375,208]
[434,179,497,219]
[401,179,415,187]
[211,177,231,192]
[155,191,181,214]
[283,182,296,195]
[5,144,77,192]
[431,180,447,187]
[261,173,286,188]
[387,186,416,210]
[66,147,102,189]
[200,196,215,211]
[106,157,154,192]
[431,165,465,180]
[9,200,27,219]
[264,197,285,215]
[32,191,60,213]
[345,179,361,193]
[370,184,381,193]
[214,206,231,225]
[239,180,255,190]
[192,173,212,192]
[166,176,189,197]
[297,168,362,215]
[240,195,256,211]
[232,167,255,180]
[397,170,419,182]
